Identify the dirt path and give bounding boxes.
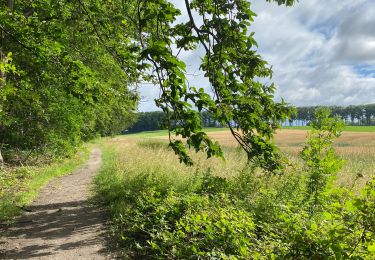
[0,148,112,259]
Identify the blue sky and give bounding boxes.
[138,0,375,111]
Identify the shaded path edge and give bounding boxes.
[0,147,115,259]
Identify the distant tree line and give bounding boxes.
[127,112,166,132]
[127,111,224,133]
[290,104,375,126]
[128,104,375,132]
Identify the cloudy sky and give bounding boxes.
[138,0,375,111]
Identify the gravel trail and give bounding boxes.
[0,148,112,259]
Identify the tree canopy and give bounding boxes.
[1,0,139,159]
[1,0,297,169]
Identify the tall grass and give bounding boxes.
[95,137,375,258]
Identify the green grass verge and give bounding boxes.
[0,147,91,223]
[123,129,169,138]
[124,126,375,139]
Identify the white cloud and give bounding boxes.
[251,0,375,106]
[138,0,375,111]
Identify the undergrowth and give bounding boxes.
[95,110,375,259]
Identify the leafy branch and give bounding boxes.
[137,0,295,171]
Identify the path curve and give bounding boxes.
[0,148,111,259]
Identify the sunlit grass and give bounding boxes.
[117,127,375,191]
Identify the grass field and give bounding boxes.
[124,126,375,138]
[119,127,375,190]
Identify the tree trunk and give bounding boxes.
[1,0,13,78]
[7,0,14,10]
[0,150,3,165]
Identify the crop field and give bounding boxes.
[122,128,375,190]
[211,129,375,189]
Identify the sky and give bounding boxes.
[138,0,375,112]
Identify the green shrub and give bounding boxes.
[160,197,256,259]
[198,170,230,196]
[300,107,345,213]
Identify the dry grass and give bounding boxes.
[208,129,375,152]
[210,130,375,189]
[119,129,375,190]
[105,137,248,180]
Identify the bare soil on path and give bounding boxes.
[0,148,113,259]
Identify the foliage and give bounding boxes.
[354,179,375,255]
[300,107,345,211]
[127,111,166,133]
[148,194,257,259]
[0,0,301,171]
[0,1,138,161]
[133,0,296,170]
